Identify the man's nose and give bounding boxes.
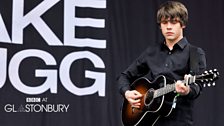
[167,22,172,29]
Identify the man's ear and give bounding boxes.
[182,25,186,29]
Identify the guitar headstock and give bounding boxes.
[196,69,219,87]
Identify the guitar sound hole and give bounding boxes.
[144,90,154,106]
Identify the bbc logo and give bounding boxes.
[26,97,41,103]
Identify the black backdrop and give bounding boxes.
[0,0,223,126]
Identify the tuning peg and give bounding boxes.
[212,82,216,86]
[214,73,219,79]
[214,69,219,76]
[209,70,213,73]
[207,83,211,87]
[203,83,206,87]
[217,72,220,76]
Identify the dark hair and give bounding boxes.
[157,1,188,26]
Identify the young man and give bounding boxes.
[118,1,206,126]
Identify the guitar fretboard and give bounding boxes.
[153,83,175,98]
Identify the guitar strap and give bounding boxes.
[189,44,199,75]
[174,45,200,101]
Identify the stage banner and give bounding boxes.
[0,0,123,126]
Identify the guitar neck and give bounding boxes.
[154,83,176,98]
[151,68,219,99]
[153,75,195,98]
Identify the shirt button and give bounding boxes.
[165,64,168,67]
[169,52,171,55]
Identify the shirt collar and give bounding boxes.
[162,37,188,50]
[177,37,188,49]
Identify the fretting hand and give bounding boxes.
[175,75,191,95]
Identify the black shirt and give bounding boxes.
[117,37,206,126]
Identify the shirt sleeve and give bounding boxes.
[186,47,206,99]
[117,49,150,97]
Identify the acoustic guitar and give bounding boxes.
[121,69,219,126]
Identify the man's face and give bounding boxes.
[160,17,185,42]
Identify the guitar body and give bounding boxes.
[121,76,175,126]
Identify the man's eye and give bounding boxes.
[170,20,178,24]
[161,21,168,24]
